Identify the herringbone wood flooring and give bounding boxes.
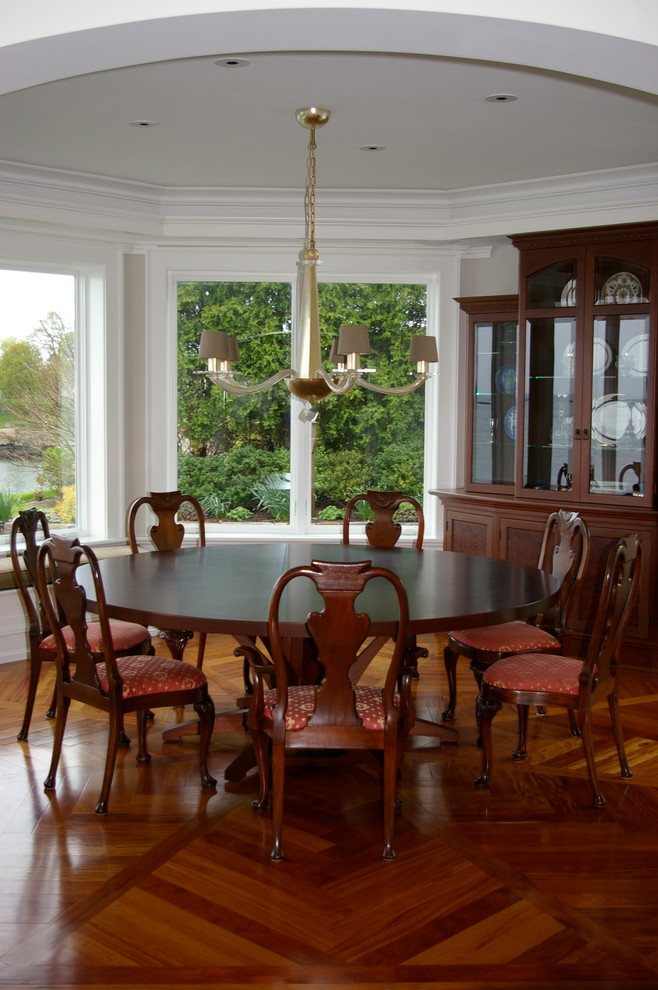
[1,632,658,989]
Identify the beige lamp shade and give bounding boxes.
[329,338,346,364]
[409,335,438,364]
[338,324,371,355]
[199,330,232,360]
[228,335,240,362]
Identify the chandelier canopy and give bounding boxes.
[199,107,438,420]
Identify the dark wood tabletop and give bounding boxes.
[81,542,559,638]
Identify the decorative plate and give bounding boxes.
[503,404,517,440]
[620,333,649,377]
[592,337,613,375]
[591,393,646,445]
[598,271,646,305]
[495,364,516,394]
[560,279,577,307]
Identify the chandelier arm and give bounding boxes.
[352,374,431,395]
[315,369,360,395]
[200,369,296,396]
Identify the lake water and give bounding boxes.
[0,459,41,493]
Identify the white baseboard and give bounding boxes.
[0,588,29,664]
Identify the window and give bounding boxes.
[177,278,429,534]
[0,269,76,537]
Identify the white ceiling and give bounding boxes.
[1,47,657,196]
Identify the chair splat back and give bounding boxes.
[242,558,415,860]
[11,507,53,640]
[37,535,106,690]
[342,490,424,550]
[582,533,641,694]
[127,490,206,666]
[538,509,590,639]
[268,559,405,730]
[127,490,205,553]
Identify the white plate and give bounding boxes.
[620,333,649,377]
[591,393,646,445]
[592,337,613,375]
[560,279,576,307]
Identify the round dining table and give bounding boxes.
[83,541,559,639]
[80,541,559,777]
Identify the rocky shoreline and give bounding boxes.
[0,427,40,459]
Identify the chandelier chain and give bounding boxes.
[305,127,317,251]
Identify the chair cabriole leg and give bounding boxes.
[442,645,457,720]
[95,713,122,815]
[195,696,217,790]
[381,743,397,860]
[18,656,43,741]
[578,708,606,808]
[135,709,151,764]
[608,690,633,780]
[43,694,70,790]
[473,693,500,790]
[270,742,285,861]
[512,705,529,761]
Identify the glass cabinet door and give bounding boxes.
[588,313,649,498]
[521,257,579,493]
[470,317,517,488]
[523,316,577,492]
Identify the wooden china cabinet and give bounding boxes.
[434,221,658,673]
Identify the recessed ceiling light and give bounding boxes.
[130,120,159,128]
[485,94,518,103]
[360,145,386,152]
[214,57,250,68]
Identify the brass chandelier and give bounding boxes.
[199,107,438,420]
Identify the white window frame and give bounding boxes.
[147,241,464,544]
[0,232,126,543]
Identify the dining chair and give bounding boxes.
[239,558,416,861]
[37,534,217,814]
[342,489,424,550]
[11,507,153,742]
[127,490,206,666]
[342,490,427,683]
[443,509,590,751]
[474,533,641,807]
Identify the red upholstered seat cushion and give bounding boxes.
[483,652,584,695]
[263,684,392,731]
[41,619,150,654]
[95,655,207,699]
[449,620,560,655]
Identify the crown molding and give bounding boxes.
[0,159,656,244]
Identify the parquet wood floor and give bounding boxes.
[1,632,657,989]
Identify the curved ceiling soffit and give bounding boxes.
[1,8,658,99]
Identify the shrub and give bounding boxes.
[371,440,424,494]
[314,447,371,505]
[52,484,76,524]
[178,447,289,510]
[200,492,231,519]
[0,489,18,520]
[225,506,252,521]
[251,473,290,521]
[316,504,343,521]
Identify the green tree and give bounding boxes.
[177,281,292,456]
[177,280,428,514]
[0,313,74,457]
